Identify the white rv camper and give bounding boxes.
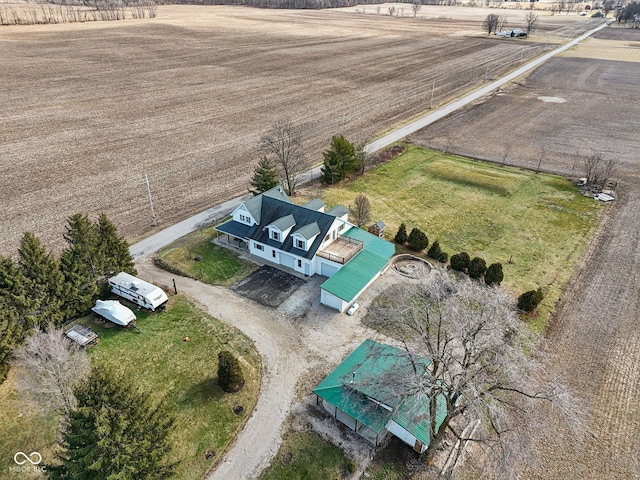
[108,272,168,311]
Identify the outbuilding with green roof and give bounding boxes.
[313,339,447,453]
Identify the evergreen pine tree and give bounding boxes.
[517,288,544,312]
[59,251,97,320]
[450,252,471,272]
[47,365,176,480]
[427,240,448,263]
[484,262,504,286]
[0,255,38,328]
[63,214,102,281]
[250,156,279,193]
[18,232,65,326]
[0,301,23,377]
[96,213,136,277]
[217,350,245,393]
[468,257,487,280]
[321,136,357,184]
[407,227,429,252]
[394,223,408,245]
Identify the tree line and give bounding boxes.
[0,0,157,26]
[0,213,135,378]
[162,0,449,10]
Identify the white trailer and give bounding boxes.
[108,272,168,311]
[92,299,137,327]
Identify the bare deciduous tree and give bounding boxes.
[524,11,539,34]
[600,156,617,188]
[501,142,512,165]
[363,275,586,471]
[259,119,306,196]
[350,193,371,227]
[355,140,370,175]
[11,327,90,415]
[584,153,603,185]
[483,13,500,35]
[412,0,421,17]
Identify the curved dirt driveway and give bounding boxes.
[136,261,384,479]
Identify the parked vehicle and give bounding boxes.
[92,299,137,326]
[347,303,360,316]
[108,272,168,311]
[592,11,604,17]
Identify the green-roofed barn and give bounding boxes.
[313,339,447,453]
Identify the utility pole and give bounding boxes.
[430,80,435,109]
[145,173,157,227]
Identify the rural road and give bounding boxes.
[129,21,608,262]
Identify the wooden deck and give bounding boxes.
[317,236,363,264]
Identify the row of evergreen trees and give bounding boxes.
[0,213,136,374]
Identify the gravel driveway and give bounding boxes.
[136,261,411,479]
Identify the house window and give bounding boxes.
[324,234,330,242]
[296,239,304,249]
[240,214,250,223]
[272,250,276,258]
[255,243,263,251]
[339,223,345,231]
[272,231,279,241]
[298,259,302,268]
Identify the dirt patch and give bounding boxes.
[1,5,572,256]
[231,265,305,307]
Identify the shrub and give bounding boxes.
[218,350,245,393]
[427,240,448,263]
[468,257,487,279]
[484,262,504,286]
[518,288,544,312]
[450,252,470,272]
[408,228,429,252]
[394,223,408,245]
[347,460,357,474]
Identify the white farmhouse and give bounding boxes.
[215,187,395,311]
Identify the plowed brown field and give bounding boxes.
[411,27,640,479]
[1,5,593,256]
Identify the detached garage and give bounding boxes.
[320,249,392,312]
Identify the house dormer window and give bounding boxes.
[296,239,304,249]
[240,214,250,224]
[272,231,279,241]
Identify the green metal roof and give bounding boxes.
[320,249,389,302]
[320,228,395,302]
[313,340,446,446]
[343,227,396,259]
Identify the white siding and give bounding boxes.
[386,420,427,453]
[320,262,339,277]
[321,289,348,312]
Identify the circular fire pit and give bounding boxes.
[392,254,433,279]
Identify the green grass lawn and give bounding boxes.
[156,226,256,286]
[259,431,349,480]
[0,296,260,480]
[311,145,604,331]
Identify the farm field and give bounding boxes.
[0,296,260,480]
[306,146,602,330]
[410,29,640,479]
[0,5,600,257]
